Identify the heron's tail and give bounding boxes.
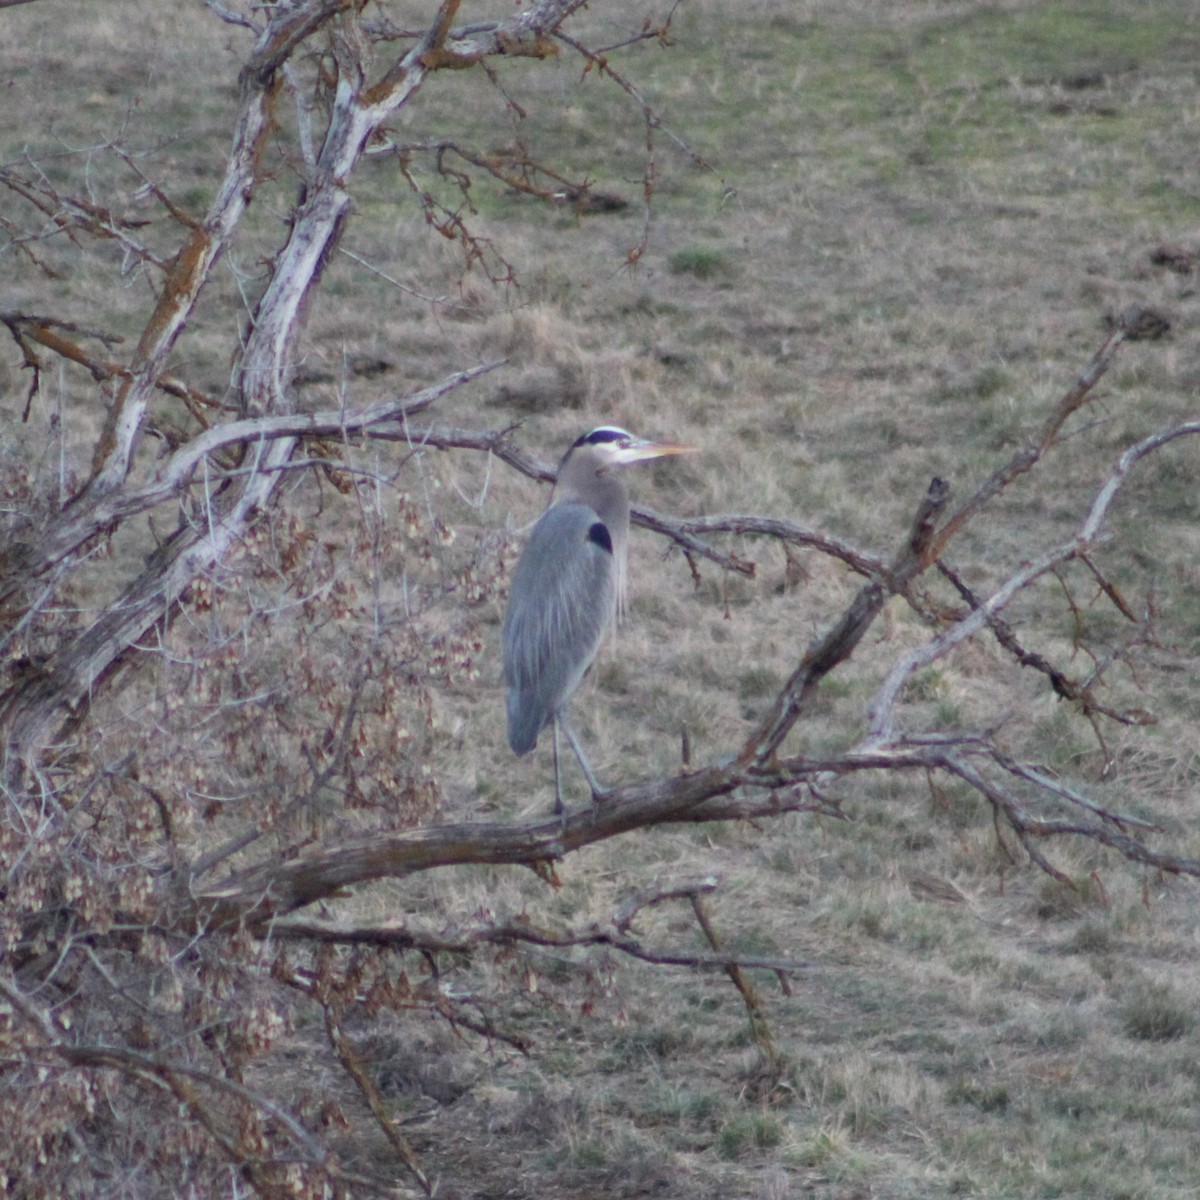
[506,688,544,757]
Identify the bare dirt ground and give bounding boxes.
[4,1,1200,1197]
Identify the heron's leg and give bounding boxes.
[551,716,565,815]
[559,709,605,800]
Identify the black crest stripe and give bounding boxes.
[572,426,631,449]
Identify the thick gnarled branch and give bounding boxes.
[184,733,1200,941]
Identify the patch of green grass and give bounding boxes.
[715,1112,784,1161]
[786,1125,849,1170]
[819,675,856,701]
[567,1140,607,1168]
[1066,920,1118,955]
[1035,1009,1093,1052]
[948,1075,1012,1113]
[737,663,781,705]
[682,1089,726,1127]
[667,245,731,279]
[937,363,1013,404]
[907,3,1191,89]
[908,667,946,701]
[613,1024,694,1059]
[1034,874,1108,921]
[1121,981,1194,1042]
[834,899,894,942]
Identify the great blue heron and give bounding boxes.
[502,426,695,813]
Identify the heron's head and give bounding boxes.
[563,426,698,474]
[553,426,697,616]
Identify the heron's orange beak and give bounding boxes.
[612,440,699,464]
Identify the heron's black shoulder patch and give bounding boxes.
[587,521,613,555]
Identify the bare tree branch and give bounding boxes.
[867,419,1200,747]
[649,512,886,578]
[743,476,952,764]
[926,324,1126,562]
[180,741,1079,934]
[267,911,812,978]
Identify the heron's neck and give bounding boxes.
[553,469,630,622]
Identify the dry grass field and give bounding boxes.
[4,1,1200,1197]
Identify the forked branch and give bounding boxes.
[867,419,1200,747]
[742,476,952,764]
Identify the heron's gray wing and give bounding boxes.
[502,502,616,756]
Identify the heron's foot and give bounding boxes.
[589,786,612,808]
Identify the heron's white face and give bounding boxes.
[577,426,697,467]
